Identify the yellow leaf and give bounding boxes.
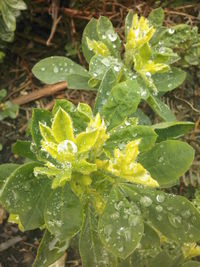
[39,122,56,143]
[86,38,110,57]
[76,130,99,153]
[52,108,74,142]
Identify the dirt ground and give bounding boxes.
[0,1,200,266]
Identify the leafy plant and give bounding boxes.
[0,89,19,120]
[0,98,199,266]
[0,9,199,267]
[0,0,26,60]
[32,8,192,123]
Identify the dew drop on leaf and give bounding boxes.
[53,65,59,73]
[140,196,153,207]
[168,214,182,228]
[156,205,163,212]
[156,194,165,203]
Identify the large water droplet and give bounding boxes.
[156,194,165,203]
[57,140,77,154]
[140,196,153,207]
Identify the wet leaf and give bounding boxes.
[31,109,52,148]
[98,186,143,259]
[152,67,186,92]
[33,230,69,267]
[94,68,117,114]
[45,184,83,241]
[52,108,74,142]
[0,163,19,193]
[32,56,90,87]
[0,162,51,230]
[146,94,176,121]
[152,121,194,142]
[101,79,141,129]
[12,140,38,161]
[105,125,157,153]
[139,140,194,187]
[148,8,164,28]
[122,183,200,243]
[80,204,117,267]
[82,18,99,63]
[97,16,121,58]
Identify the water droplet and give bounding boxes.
[157,215,162,221]
[156,205,163,212]
[57,140,77,154]
[168,214,182,228]
[118,246,124,252]
[140,196,153,207]
[158,156,164,163]
[146,72,151,78]
[53,66,59,73]
[41,67,45,71]
[168,28,175,34]
[102,34,106,39]
[107,31,118,42]
[168,83,172,88]
[181,210,191,219]
[114,65,121,72]
[156,194,165,203]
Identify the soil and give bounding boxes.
[0,0,200,266]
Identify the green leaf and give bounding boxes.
[118,251,142,267]
[80,204,117,267]
[52,108,74,142]
[149,251,173,267]
[101,79,141,129]
[89,55,123,81]
[147,94,176,121]
[0,89,7,100]
[148,8,164,28]
[33,230,69,267]
[65,73,92,90]
[82,18,99,63]
[52,99,88,133]
[97,16,121,58]
[131,109,152,125]
[52,99,75,115]
[45,184,83,241]
[12,140,38,161]
[152,121,194,142]
[105,125,157,153]
[152,68,186,92]
[122,184,200,243]
[0,101,19,120]
[98,186,143,259]
[77,103,92,119]
[32,56,89,86]
[31,109,52,148]
[182,261,200,267]
[125,10,134,41]
[94,68,117,114]
[139,140,194,187]
[6,0,27,10]
[1,1,16,31]
[0,163,19,193]
[0,162,51,230]
[140,223,160,249]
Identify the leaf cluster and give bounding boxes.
[0,8,200,267]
